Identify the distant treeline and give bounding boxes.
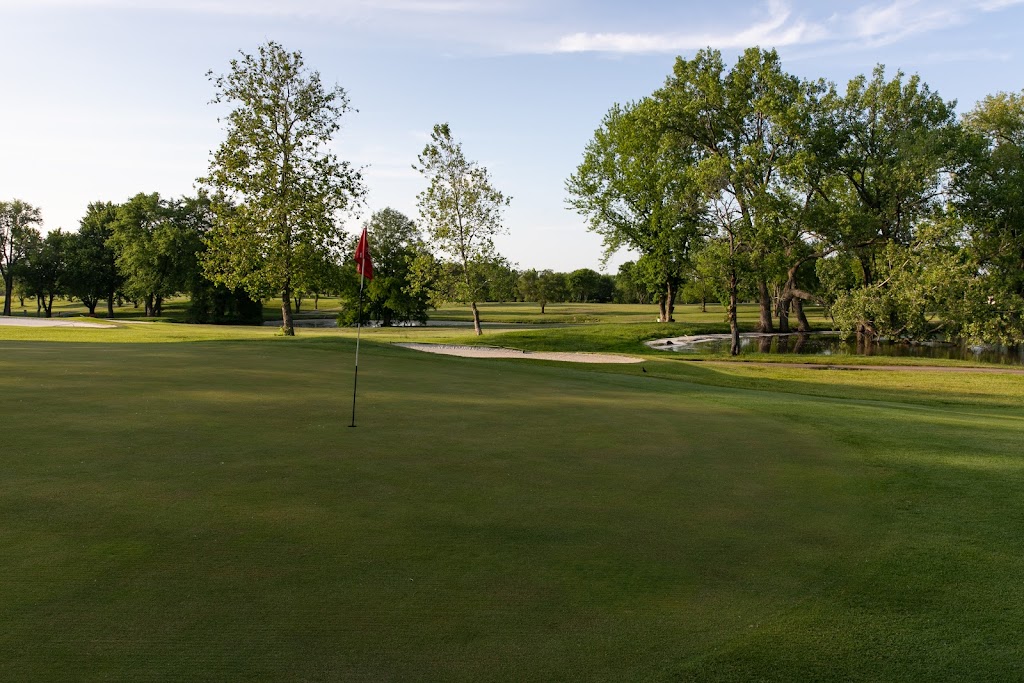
[0,194,264,323]
[0,198,680,324]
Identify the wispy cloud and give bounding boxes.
[3,0,1021,57]
[0,0,513,15]
[841,0,965,47]
[543,0,1021,55]
[554,0,826,53]
[977,0,1024,9]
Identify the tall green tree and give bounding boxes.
[811,67,959,338]
[66,201,122,317]
[413,123,510,336]
[567,96,706,323]
[21,229,71,317]
[109,193,205,317]
[566,268,611,302]
[658,48,805,352]
[613,261,656,305]
[201,41,365,335]
[517,268,540,305]
[479,257,519,302]
[954,90,1024,343]
[0,200,43,315]
[536,269,568,314]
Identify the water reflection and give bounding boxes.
[664,333,1024,365]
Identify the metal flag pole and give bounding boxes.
[349,268,366,428]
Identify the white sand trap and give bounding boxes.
[0,317,115,328]
[395,343,643,364]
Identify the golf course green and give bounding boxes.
[2,318,1023,680]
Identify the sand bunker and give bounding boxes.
[395,343,642,364]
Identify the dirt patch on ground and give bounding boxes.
[394,343,643,364]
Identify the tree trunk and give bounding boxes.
[658,293,669,323]
[314,294,319,310]
[540,301,546,314]
[155,296,163,317]
[293,294,302,314]
[281,284,295,336]
[757,279,774,333]
[795,299,811,333]
[2,275,12,315]
[471,300,482,336]
[778,295,791,334]
[145,294,154,317]
[729,268,740,356]
[859,254,873,287]
[107,293,115,318]
[43,294,54,317]
[701,293,706,313]
[86,299,97,316]
[666,280,678,323]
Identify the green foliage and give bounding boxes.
[20,229,71,316]
[655,47,808,344]
[516,268,539,302]
[954,90,1024,343]
[822,66,959,256]
[413,123,510,335]
[567,96,706,319]
[513,268,569,312]
[827,220,973,341]
[566,268,612,303]
[338,208,430,326]
[612,261,655,304]
[108,193,205,317]
[66,201,122,316]
[478,256,519,302]
[186,282,264,325]
[201,41,365,335]
[815,252,862,315]
[0,199,43,315]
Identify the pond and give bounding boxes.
[649,333,1024,366]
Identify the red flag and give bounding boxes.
[354,227,374,281]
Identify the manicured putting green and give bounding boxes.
[1,336,1022,680]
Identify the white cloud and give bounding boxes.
[977,0,1024,9]
[553,0,827,53]
[543,0,1022,55]
[842,0,965,47]
[0,0,513,15]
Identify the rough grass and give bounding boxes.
[2,330,1024,680]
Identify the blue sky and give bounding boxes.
[1,0,1023,271]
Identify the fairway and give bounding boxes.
[2,333,1024,680]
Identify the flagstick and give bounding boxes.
[349,269,366,428]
